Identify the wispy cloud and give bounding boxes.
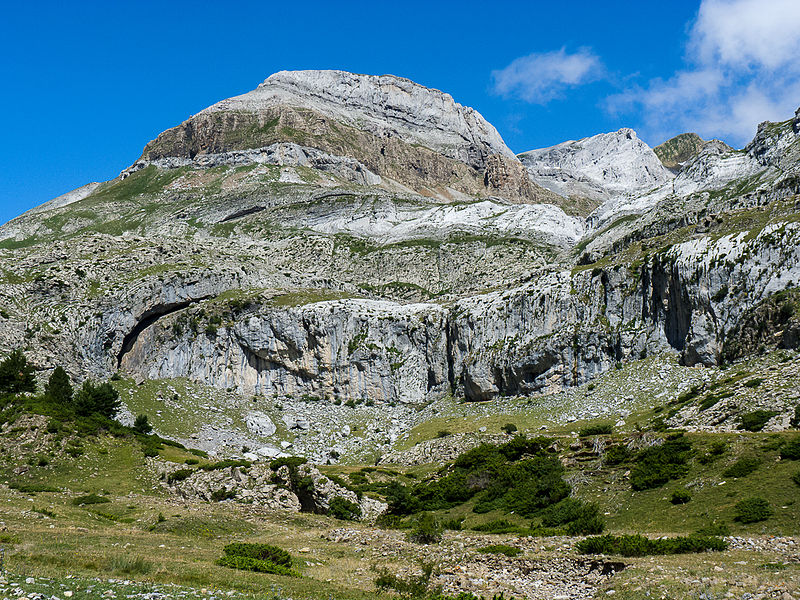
[610,0,800,146]
[491,48,604,104]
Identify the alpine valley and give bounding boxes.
[1,71,799,600]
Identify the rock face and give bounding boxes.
[1,71,800,456]
[134,70,553,204]
[654,132,706,172]
[518,128,673,211]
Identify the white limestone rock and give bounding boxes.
[201,70,516,170]
[519,128,673,204]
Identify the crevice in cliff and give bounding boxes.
[117,297,211,367]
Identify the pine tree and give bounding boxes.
[0,349,36,395]
[45,366,73,405]
[73,381,121,419]
[133,414,153,435]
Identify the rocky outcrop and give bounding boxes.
[519,128,673,209]
[114,222,800,403]
[654,133,706,172]
[163,460,386,521]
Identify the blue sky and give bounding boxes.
[2,0,799,225]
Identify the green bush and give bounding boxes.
[0,350,36,395]
[501,423,518,435]
[210,488,236,502]
[791,404,800,429]
[743,378,764,388]
[407,512,442,544]
[780,438,800,460]
[670,489,691,504]
[8,482,59,493]
[479,544,521,557]
[73,381,121,419]
[698,441,727,464]
[216,555,297,576]
[470,519,522,534]
[723,457,761,478]
[630,436,693,491]
[328,496,362,521]
[733,497,773,524]
[133,414,153,435]
[441,517,464,531]
[694,522,730,537]
[577,533,727,556]
[222,543,292,567]
[539,498,605,534]
[578,424,613,437]
[72,493,111,506]
[167,468,194,484]
[201,459,252,471]
[374,563,434,598]
[738,410,778,432]
[45,366,72,405]
[792,471,800,486]
[604,445,630,465]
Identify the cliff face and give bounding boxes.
[0,71,799,453]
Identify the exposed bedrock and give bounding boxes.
[114,225,800,403]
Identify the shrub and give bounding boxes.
[792,471,800,487]
[436,430,452,438]
[73,381,121,419]
[133,414,153,435]
[202,459,252,471]
[216,555,297,576]
[723,457,761,478]
[670,489,691,504]
[734,497,773,524]
[45,366,73,405]
[791,404,800,429]
[738,410,778,432]
[539,498,605,534]
[375,563,435,598]
[579,424,613,437]
[501,423,518,435]
[604,445,629,465]
[630,436,693,491]
[698,441,727,464]
[72,493,111,505]
[441,517,464,531]
[8,482,59,493]
[470,519,522,534]
[407,512,442,544]
[210,488,236,502]
[780,438,800,460]
[694,522,730,537]
[577,534,727,556]
[167,468,194,484]
[0,350,36,395]
[479,544,521,557]
[328,496,362,521]
[222,543,292,567]
[743,378,764,388]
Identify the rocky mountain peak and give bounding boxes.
[654,132,706,172]
[199,69,516,170]
[518,127,673,210]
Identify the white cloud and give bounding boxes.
[613,0,800,146]
[491,48,603,104]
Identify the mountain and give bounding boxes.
[654,132,706,172]
[1,70,799,461]
[518,128,674,216]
